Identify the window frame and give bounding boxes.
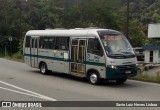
[87,38,103,56]
[25,36,31,47]
[55,37,69,50]
[39,36,69,50]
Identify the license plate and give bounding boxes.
[125,71,131,74]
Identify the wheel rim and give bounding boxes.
[90,73,98,84]
[41,64,46,74]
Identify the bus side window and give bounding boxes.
[48,37,55,49]
[39,37,56,49]
[39,37,44,48]
[55,37,61,49]
[63,37,69,50]
[25,36,31,47]
[35,39,37,48]
[43,37,49,49]
[55,37,69,50]
[31,39,34,48]
[88,38,103,56]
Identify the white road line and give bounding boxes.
[0,87,56,101]
[0,81,57,101]
[0,81,44,97]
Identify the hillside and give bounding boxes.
[0,0,160,55]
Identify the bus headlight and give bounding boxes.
[109,65,117,69]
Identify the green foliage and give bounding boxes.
[4,52,24,62]
[18,38,24,54]
[128,20,147,47]
[0,49,4,57]
[60,1,122,29]
[0,0,160,55]
[12,52,23,60]
[0,36,9,53]
[131,73,160,84]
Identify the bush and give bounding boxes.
[0,49,4,57]
[12,52,23,60]
[131,73,160,84]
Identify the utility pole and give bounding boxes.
[19,0,28,39]
[20,2,22,39]
[9,37,12,56]
[126,0,129,39]
[4,43,7,56]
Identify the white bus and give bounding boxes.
[23,28,137,84]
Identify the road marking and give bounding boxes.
[0,87,56,101]
[0,80,57,101]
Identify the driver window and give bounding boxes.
[88,38,103,56]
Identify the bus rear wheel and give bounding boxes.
[40,63,48,75]
[88,71,100,85]
[116,78,127,84]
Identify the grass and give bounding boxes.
[3,52,24,62]
[130,73,160,84]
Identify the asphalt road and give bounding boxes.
[0,58,160,110]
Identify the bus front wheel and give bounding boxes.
[88,71,100,85]
[40,63,48,75]
[116,78,127,84]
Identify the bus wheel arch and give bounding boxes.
[39,61,48,75]
[87,69,101,85]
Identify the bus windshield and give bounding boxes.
[100,34,135,58]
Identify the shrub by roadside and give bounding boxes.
[4,52,24,62]
[130,73,160,84]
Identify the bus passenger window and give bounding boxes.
[31,39,34,48]
[39,37,44,48]
[25,36,31,47]
[35,39,37,48]
[43,38,49,49]
[48,37,55,49]
[88,38,103,56]
[55,37,61,49]
[62,37,69,50]
[55,37,69,50]
[39,37,69,50]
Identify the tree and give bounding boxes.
[128,20,147,47]
[1,0,160,55]
[28,1,54,29]
[60,0,122,29]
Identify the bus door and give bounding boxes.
[30,37,39,68]
[70,39,86,77]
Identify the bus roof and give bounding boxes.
[25,28,121,37]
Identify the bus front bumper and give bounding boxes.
[106,65,138,79]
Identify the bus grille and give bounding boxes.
[117,65,136,70]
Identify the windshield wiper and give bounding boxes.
[121,52,135,57]
[122,52,135,55]
[111,53,125,57]
[121,52,132,54]
[107,53,126,58]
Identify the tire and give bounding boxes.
[40,63,48,75]
[88,71,100,85]
[116,78,127,84]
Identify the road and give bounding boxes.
[0,58,160,110]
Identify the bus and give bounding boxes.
[23,28,138,85]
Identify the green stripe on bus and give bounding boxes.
[24,54,105,67]
[24,53,66,61]
[85,61,105,67]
